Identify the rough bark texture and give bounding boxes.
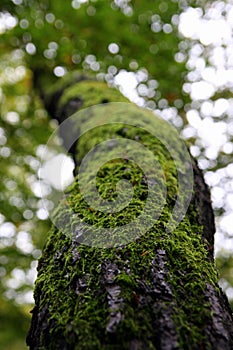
[27,76,233,349]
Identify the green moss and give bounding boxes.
[59,80,128,110]
[36,209,218,349]
[33,81,220,349]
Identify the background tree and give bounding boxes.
[0,0,233,348]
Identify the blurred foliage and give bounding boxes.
[0,0,233,348]
[0,49,53,349]
[216,254,233,309]
[0,298,30,350]
[0,0,205,105]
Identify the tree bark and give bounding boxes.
[27,75,233,350]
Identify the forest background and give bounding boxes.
[0,0,233,348]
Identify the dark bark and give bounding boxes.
[27,76,233,350]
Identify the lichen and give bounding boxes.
[31,81,221,349]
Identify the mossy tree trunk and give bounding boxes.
[27,75,233,350]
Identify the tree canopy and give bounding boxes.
[0,0,233,348]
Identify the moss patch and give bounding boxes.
[32,81,220,349]
[59,80,128,110]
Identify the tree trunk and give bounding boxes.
[27,75,233,350]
